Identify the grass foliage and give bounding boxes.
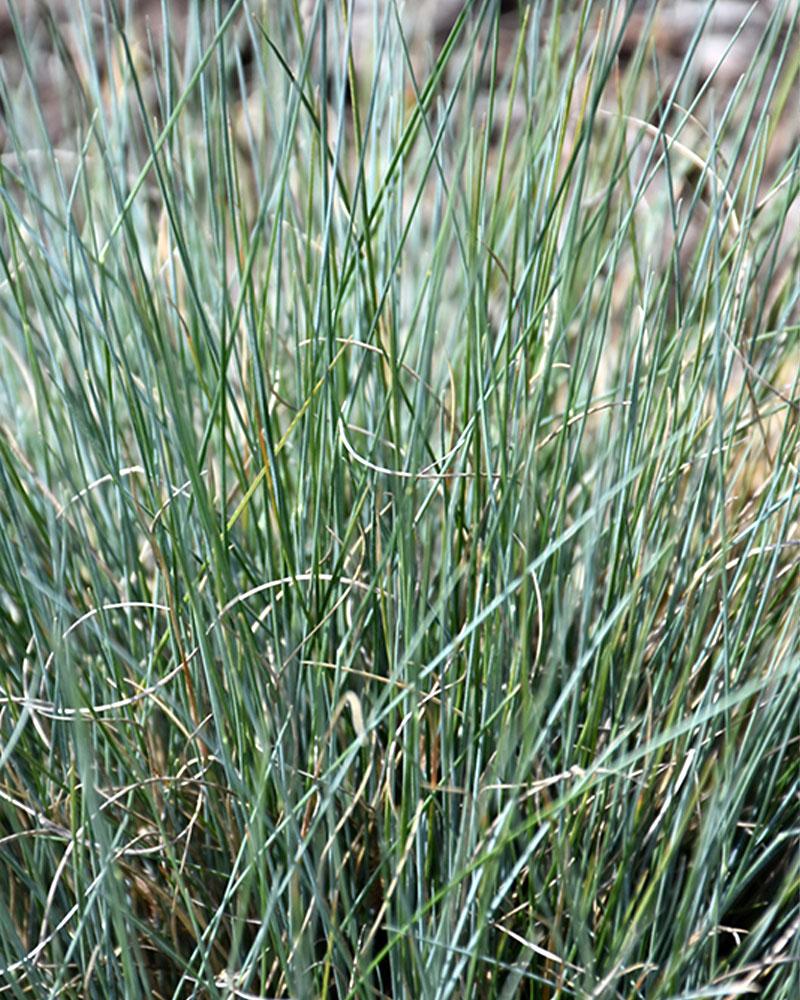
[0,0,798,996]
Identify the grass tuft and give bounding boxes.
[1,1,798,997]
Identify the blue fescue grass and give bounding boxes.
[0,1,798,997]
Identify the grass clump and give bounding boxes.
[0,1,798,997]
